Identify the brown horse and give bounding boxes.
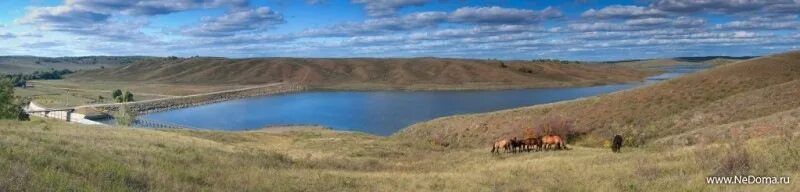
[491,139,512,153]
[510,137,524,153]
[611,135,623,153]
[521,137,542,152]
[541,135,567,151]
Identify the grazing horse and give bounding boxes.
[521,137,542,152]
[541,135,567,151]
[611,135,623,153]
[510,137,524,153]
[491,139,512,153]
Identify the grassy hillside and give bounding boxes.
[0,56,150,74]
[612,56,753,71]
[2,52,799,191]
[0,119,796,191]
[397,51,800,148]
[72,57,648,90]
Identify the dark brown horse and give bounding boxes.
[491,139,512,153]
[521,137,542,152]
[611,135,623,153]
[541,135,567,151]
[510,137,524,153]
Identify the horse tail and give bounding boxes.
[491,145,496,153]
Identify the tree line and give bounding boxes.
[1,69,74,87]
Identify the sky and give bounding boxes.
[0,0,799,61]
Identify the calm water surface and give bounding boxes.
[134,65,709,135]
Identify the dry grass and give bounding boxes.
[613,57,747,71]
[398,51,800,148]
[0,119,797,191]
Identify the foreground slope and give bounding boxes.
[0,119,796,191]
[72,57,647,90]
[397,51,800,147]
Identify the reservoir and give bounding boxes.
[135,65,709,135]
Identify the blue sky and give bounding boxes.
[0,0,798,61]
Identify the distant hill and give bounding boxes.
[609,56,756,70]
[72,57,649,90]
[0,56,152,74]
[397,51,800,147]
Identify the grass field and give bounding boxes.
[0,119,796,191]
[14,80,258,108]
[0,56,148,74]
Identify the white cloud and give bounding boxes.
[582,5,666,19]
[303,6,558,37]
[624,18,671,26]
[0,33,16,39]
[352,0,428,17]
[66,0,247,16]
[651,0,800,14]
[715,16,799,30]
[450,6,562,24]
[181,7,284,37]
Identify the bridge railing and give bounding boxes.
[25,108,75,122]
[134,118,192,129]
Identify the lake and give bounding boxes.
[132,65,709,135]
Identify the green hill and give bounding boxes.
[0,56,150,74]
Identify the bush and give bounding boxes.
[123,91,134,102]
[112,89,122,101]
[0,79,22,119]
[115,106,137,126]
[531,115,576,139]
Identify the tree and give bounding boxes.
[123,91,134,102]
[0,79,21,119]
[112,89,123,102]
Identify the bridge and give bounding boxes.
[22,82,306,127]
[25,106,76,122]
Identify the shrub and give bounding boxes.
[123,91,134,102]
[533,115,575,139]
[112,89,123,101]
[115,106,137,126]
[0,79,21,120]
[714,129,751,176]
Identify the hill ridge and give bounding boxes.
[72,57,649,90]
